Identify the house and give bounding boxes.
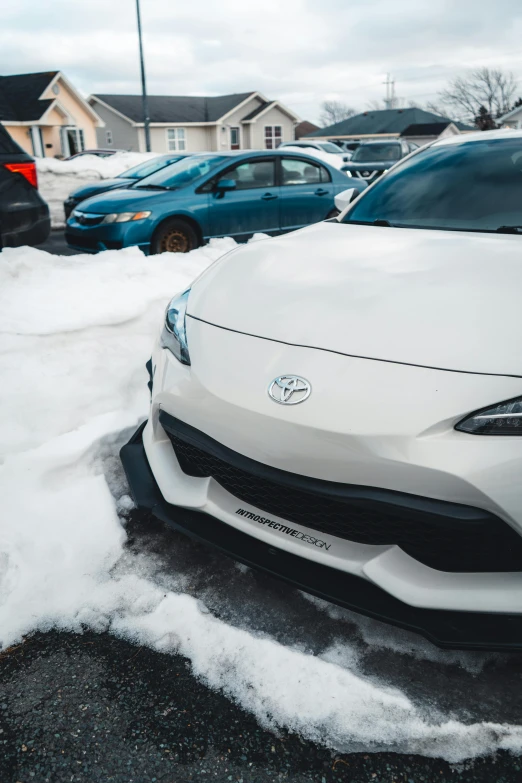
[89,92,300,153]
[304,108,474,144]
[0,71,104,157]
[295,120,320,139]
[498,105,522,129]
[400,121,463,147]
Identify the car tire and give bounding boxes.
[151,218,199,255]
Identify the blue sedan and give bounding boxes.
[63,153,192,219]
[65,150,365,254]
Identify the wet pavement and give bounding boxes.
[2,510,522,783]
[1,627,521,783]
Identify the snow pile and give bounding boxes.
[36,152,159,229]
[280,145,348,172]
[1,240,522,762]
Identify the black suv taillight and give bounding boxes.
[4,162,38,188]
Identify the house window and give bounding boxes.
[265,125,282,149]
[106,130,113,146]
[167,128,186,151]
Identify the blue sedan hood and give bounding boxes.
[69,178,132,199]
[78,186,179,213]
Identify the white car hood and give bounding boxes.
[188,222,522,377]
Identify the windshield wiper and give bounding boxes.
[496,225,522,234]
[372,219,392,227]
[134,184,171,190]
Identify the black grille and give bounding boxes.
[162,416,522,573]
[65,233,99,250]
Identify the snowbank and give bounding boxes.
[1,239,521,762]
[36,152,159,230]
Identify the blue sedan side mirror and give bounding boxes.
[216,179,237,191]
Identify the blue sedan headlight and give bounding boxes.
[101,211,151,224]
[161,289,191,365]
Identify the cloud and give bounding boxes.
[1,0,522,122]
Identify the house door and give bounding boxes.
[230,126,240,150]
[30,127,44,157]
[60,126,85,157]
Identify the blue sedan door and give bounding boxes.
[207,157,280,239]
[279,156,334,231]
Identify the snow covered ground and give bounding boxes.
[1,240,522,762]
[36,152,158,229]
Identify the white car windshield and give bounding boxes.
[319,142,344,153]
[351,144,402,162]
[343,137,522,234]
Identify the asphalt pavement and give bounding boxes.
[1,599,521,783]
[1,511,522,782]
[39,229,79,255]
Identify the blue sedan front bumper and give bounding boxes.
[65,215,154,254]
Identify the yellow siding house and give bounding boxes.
[0,71,104,157]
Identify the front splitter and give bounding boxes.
[121,421,522,651]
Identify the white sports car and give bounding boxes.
[122,129,522,651]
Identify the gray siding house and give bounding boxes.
[89,92,300,153]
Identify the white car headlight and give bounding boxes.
[101,211,151,224]
[456,396,522,435]
[161,289,191,365]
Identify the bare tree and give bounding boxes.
[439,68,517,121]
[366,99,385,111]
[319,100,356,127]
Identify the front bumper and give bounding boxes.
[65,217,152,254]
[121,421,522,651]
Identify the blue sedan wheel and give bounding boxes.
[151,218,199,255]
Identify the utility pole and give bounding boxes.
[136,0,151,152]
[383,73,395,110]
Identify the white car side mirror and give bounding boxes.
[334,188,357,213]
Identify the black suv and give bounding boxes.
[341,139,416,182]
[0,124,50,249]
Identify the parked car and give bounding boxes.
[0,123,50,249]
[279,140,351,161]
[329,140,360,154]
[65,149,125,160]
[65,150,366,254]
[63,153,192,219]
[342,139,416,181]
[122,129,522,651]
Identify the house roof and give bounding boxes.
[241,101,271,121]
[306,108,474,137]
[0,71,58,121]
[498,104,522,123]
[295,120,320,138]
[400,122,451,137]
[92,92,257,123]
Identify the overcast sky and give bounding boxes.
[2,0,522,124]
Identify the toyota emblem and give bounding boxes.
[268,375,311,405]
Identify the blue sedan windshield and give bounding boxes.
[343,138,522,233]
[118,155,186,180]
[134,155,226,190]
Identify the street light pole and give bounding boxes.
[136,0,151,152]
